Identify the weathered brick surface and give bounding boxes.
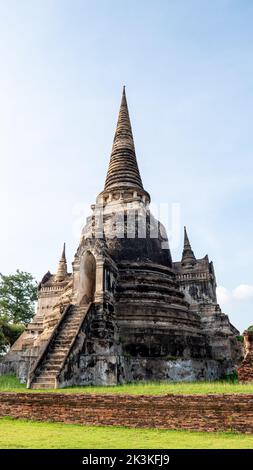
[238,354,253,383]
[0,393,253,433]
[238,331,253,383]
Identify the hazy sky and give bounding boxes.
[0,0,253,332]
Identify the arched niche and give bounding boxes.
[78,251,96,305]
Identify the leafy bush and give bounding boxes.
[236,335,243,343]
[2,322,25,345]
[0,320,25,354]
[225,371,238,383]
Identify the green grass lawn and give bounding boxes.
[0,374,252,395]
[0,417,252,449]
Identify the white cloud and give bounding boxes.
[217,286,231,305]
[233,284,253,301]
[217,283,253,305]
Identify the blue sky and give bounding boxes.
[0,0,253,332]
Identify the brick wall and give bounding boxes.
[0,392,253,434]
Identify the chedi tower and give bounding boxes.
[1,88,242,388]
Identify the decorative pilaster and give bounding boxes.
[94,257,105,303]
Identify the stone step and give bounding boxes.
[65,314,83,318]
[47,352,66,359]
[49,346,69,352]
[60,317,82,322]
[35,376,55,383]
[60,327,81,332]
[41,367,60,374]
[44,359,63,366]
[64,316,78,320]
[55,333,77,338]
[55,337,77,342]
[63,322,82,328]
[53,337,76,343]
[53,337,72,342]
[31,382,55,389]
[37,370,59,377]
[45,359,65,366]
[51,343,73,349]
[66,312,83,316]
[44,354,64,360]
[43,360,64,367]
[53,341,72,347]
[46,357,64,363]
[32,375,55,382]
[48,352,68,359]
[40,365,61,372]
[51,342,73,348]
[55,333,78,339]
[61,322,81,327]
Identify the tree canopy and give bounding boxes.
[0,270,37,354]
[0,320,25,354]
[0,270,37,325]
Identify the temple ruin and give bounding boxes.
[0,88,242,388]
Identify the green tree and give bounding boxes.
[0,319,25,354]
[0,326,7,354]
[0,270,37,325]
[2,322,25,345]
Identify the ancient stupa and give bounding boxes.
[1,88,242,388]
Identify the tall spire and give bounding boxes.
[55,243,68,281]
[181,227,196,266]
[104,87,144,191]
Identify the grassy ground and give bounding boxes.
[0,417,253,449]
[0,374,252,394]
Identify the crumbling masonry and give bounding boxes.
[238,330,253,383]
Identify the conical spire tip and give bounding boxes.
[56,242,67,281]
[104,87,144,192]
[121,85,126,100]
[182,226,196,265]
[61,242,66,260]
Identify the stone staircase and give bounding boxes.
[28,304,90,389]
